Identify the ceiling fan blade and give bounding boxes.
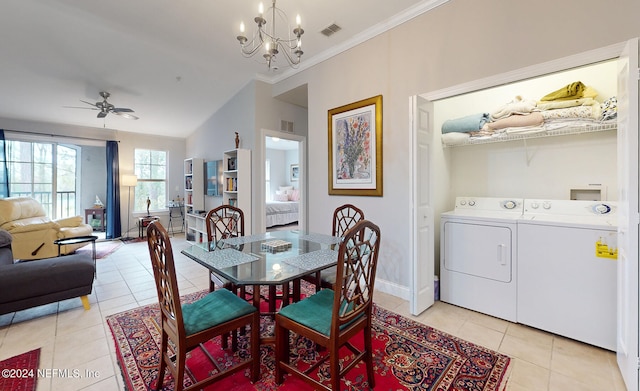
[97,111,107,118]
[112,107,134,113]
[63,105,98,110]
[113,111,139,120]
[80,99,98,108]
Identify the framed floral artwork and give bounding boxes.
[328,95,382,196]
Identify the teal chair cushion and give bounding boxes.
[279,289,335,336]
[182,288,256,335]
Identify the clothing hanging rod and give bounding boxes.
[3,129,119,143]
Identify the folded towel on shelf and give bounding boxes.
[441,132,470,146]
[485,112,544,131]
[540,81,586,101]
[536,97,597,111]
[600,96,617,121]
[442,113,490,133]
[490,95,538,120]
[541,104,600,120]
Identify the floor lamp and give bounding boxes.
[122,175,138,241]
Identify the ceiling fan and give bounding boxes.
[68,91,139,120]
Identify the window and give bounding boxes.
[6,140,79,218]
[134,149,167,213]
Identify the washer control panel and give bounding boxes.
[523,199,616,216]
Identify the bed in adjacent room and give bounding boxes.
[266,187,299,228]
[266,200,299,227]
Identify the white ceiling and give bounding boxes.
[266,136,298,150]
[0,0,444,138]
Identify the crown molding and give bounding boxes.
[260,0,450,84]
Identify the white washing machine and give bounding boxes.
[517,199,618,351]
[440,197,523,322]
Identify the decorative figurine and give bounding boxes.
[94,195,104,208]
[235,132,240,148]
[146,197,151,216]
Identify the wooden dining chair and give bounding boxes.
[205,204,245,292]
[305,203,365,292]
[146,221,260,391]
[275,219,381,391]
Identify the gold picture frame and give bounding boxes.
[328,95,382,196]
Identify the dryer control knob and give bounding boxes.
[543,201,551,209]
[503,200,517,209]
[468,200,476,206]
[531,202,539,209]
[459,200,467,206]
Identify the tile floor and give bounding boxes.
[0,236,628,391]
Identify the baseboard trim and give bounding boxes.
[375,278,409,301]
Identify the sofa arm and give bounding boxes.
[55,216,84,228]
[0,253,95,306]
[60,224,93,238]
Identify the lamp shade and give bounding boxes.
[122,175,138,187]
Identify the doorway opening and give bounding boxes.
[256,129,306,233]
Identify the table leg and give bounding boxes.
[282,282,291,308]
[268,285,277,314]
[252,284,261,310]
[292,279,301,303]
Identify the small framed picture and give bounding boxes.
[290,164,299,181]
[228,157,237,171]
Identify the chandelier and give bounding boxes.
[236,0,304,70]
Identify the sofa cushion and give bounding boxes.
[0,197,46,226]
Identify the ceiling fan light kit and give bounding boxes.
[72,91,139,120]
[237,0,304,70]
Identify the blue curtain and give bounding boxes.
[0,130,9,198]
[106,141,121,239]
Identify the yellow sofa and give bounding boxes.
[0,197,93,260]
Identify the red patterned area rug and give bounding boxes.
[107,289,511,391]
[0,348,40,391]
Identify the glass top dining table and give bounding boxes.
[180,230,341,288]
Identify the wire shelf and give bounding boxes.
[443,121,617,147]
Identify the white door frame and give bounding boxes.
[255,128,307,233]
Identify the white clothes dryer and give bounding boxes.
[517,199,617,350]
[440,197,523,322]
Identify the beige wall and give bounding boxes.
[271,0,640,297]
